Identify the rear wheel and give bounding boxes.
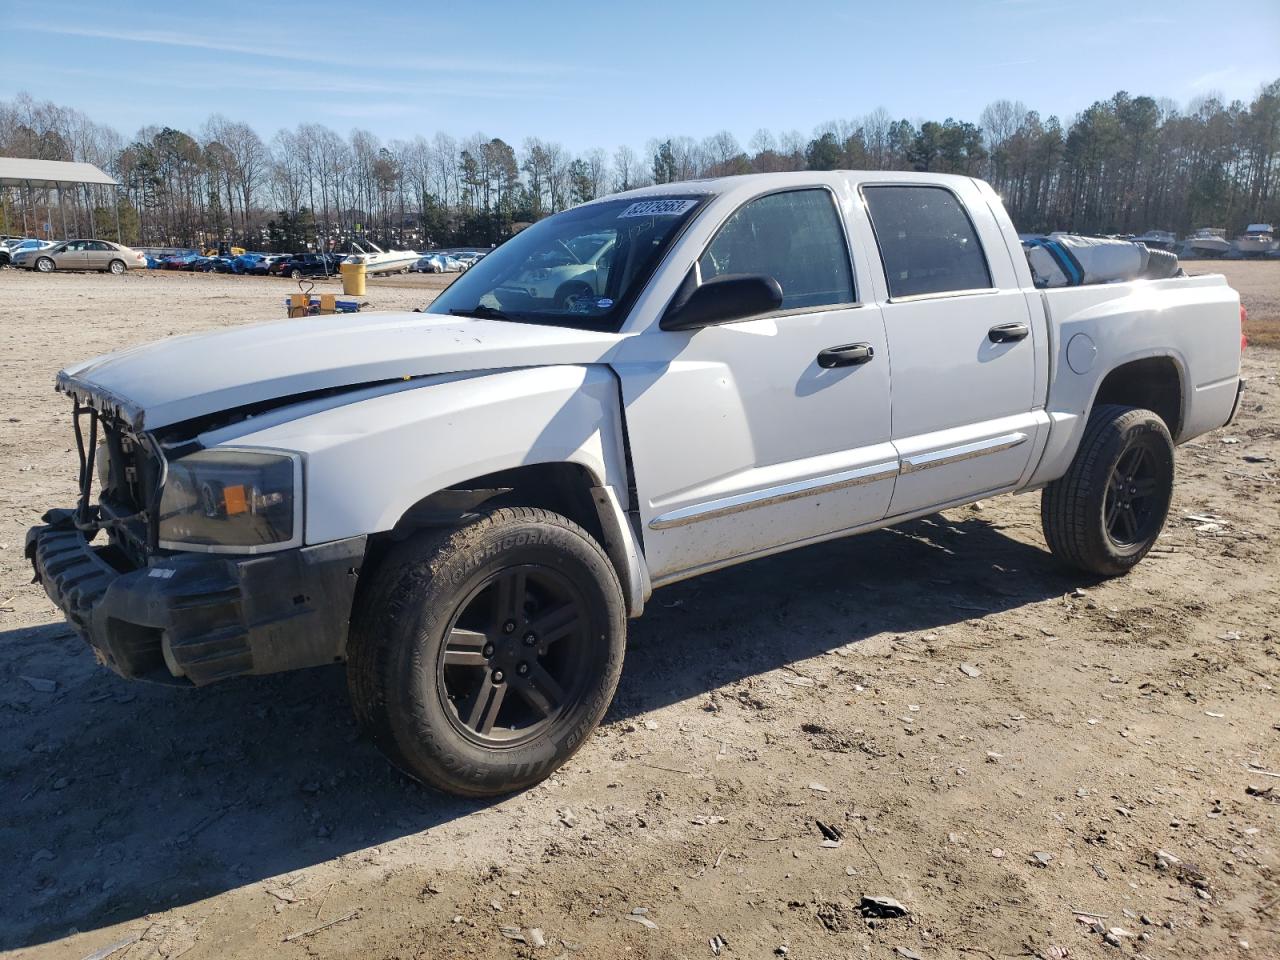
[1041,404,1174,576]
[347,507,626,797]
[35,256,54,273]
[108,259,126,275]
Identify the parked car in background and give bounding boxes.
[229,252,268,274]
[14,239,146,274]
[0,238,55,267]
[414,253,466,273]
[269,253,343,279]
[499,230,616,305]
[248,254,290,275]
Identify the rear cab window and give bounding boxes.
[862,185,992,298]
[699,188,855,310]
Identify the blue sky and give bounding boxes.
[5,0,1278,153]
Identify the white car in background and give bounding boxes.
[496,232,616,308]
[0,237,55,266]
[414,253,466,273]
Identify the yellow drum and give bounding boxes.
[340,261,366,296]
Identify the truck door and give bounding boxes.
[860,183,1041,517]
[615,187,897,585]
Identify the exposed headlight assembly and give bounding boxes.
[158,449,302,553]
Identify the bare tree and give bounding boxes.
[4,83,1278,249]
[612,144,644,191]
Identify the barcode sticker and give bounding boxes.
[617,199,699,218]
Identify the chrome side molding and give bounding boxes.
[649,460,899,530]
[899,431,1028,474]
[649,432,1028,531]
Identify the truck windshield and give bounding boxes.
[428,195,708,329]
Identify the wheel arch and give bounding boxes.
[1029,349,1189,488]
[369,459,650,617]
[1090,354,1185,439]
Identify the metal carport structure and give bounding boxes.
[0,157,122,243]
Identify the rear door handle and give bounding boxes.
[817,342,875,368]
[988,323,1029,343]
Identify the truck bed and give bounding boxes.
[1029,272,1242,486]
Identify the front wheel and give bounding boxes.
[1041,404,1174,576]
[347,507,626,797]
[35,256,55,273]
[291,268,303,280]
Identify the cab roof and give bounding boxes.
[591,170,983,206]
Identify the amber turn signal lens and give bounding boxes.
[223,484,248,515]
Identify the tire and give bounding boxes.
[347,507,626,797]
[35,256,55,273]
[291,268,303,280]
[1041,404,1174,576]
[108,259,126,275]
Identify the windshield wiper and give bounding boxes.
[449,305,514,321]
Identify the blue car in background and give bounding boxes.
[230,252,269,274]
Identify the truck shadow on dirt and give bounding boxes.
[1,513,1084,949]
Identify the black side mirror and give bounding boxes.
[661,274,784,331]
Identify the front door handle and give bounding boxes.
[988,323,1029,343]
[817,342,875,368]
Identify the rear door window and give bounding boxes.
[862,186,992,298]
[699,189,854,310]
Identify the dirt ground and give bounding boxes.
[1,264,1277,960]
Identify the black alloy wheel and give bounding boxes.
[438,564,592,745]
[346,506,626,796]
[1104,443,1162,546]
[1041,404,1175,576]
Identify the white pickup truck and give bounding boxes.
[28,172,1246,796]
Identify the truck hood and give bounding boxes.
[58,311,625,431]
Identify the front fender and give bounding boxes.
[227,365,631,545]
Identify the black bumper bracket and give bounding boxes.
[27,511,365,686]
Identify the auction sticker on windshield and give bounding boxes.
[618,199,699,218]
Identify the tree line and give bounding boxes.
[1,81,1277,252]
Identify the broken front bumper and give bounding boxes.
[26,509,365,686]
